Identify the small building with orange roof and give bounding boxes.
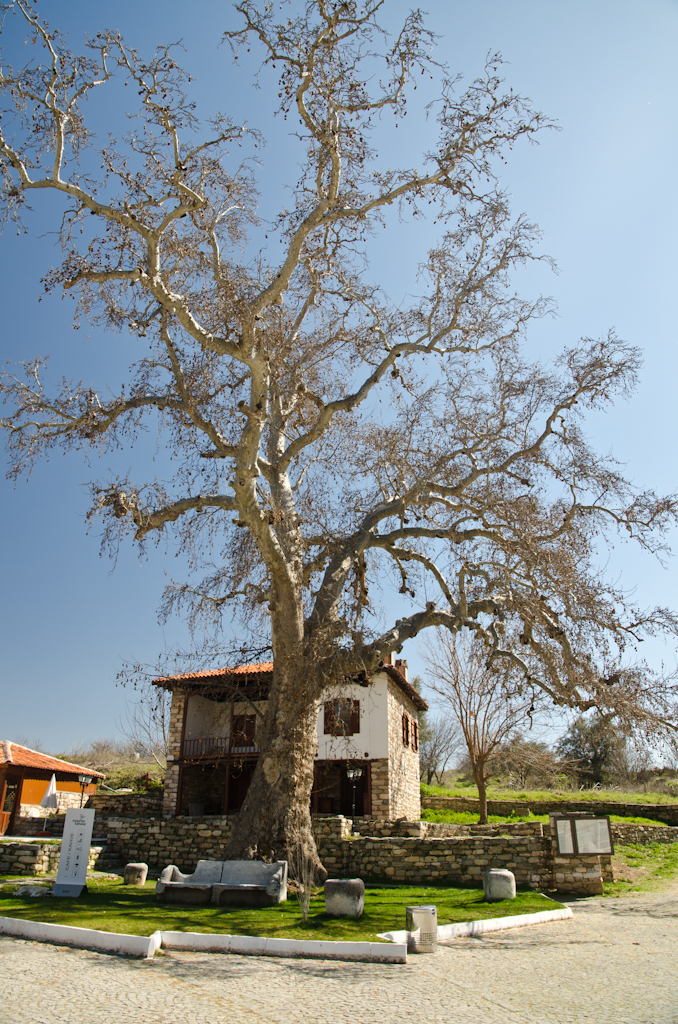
[0,742,104,835]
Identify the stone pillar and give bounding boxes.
[370,759,390,819]
[163,688,187,817]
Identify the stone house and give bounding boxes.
[155,654,426,822]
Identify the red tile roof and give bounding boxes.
[154,661,428,711]
[154,662,273,683]
[0,742,105,779]
[382,666,429,712]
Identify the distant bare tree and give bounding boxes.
[422,629,548,822]
[120,682,171,768]
[489,734,576,790]
[419,715,462,786]
[11,736,45,753]
[56,738,136,771]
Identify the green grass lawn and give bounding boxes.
[0,877,563,943]
[421,782,678,806]
[605,842,678,897]
[420,809,669,827]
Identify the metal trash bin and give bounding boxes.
[406,904,438,953]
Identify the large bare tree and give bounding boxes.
[1,1,677,873]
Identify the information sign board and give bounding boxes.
[53,808,95,897]
[553,814,613,856]
[574,817,612,854]
[556,817,574,855]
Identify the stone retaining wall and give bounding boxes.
[327,835,555,890]
[103,815,233,873]
[422,795,678,825]
[100,813,605,893]
[611,823,678,845]
[7,813,677,891]
[0,842,103,876]
[351,819,545,839]
[87,793,164,817]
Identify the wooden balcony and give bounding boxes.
[181,736,259,758]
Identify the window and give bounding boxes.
[402,712,410,746]
[412,720,419,752]
[231,714,257,749]
[324,698,360,736]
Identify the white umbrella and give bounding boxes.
[39,774,58,830]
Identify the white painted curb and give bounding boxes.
[0,917,162,959]
[161,930,407,963]
[0,908,569,962]
[0,917,404,963]
[378,906,573,944]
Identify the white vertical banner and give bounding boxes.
[54,808,95,896]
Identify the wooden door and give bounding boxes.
[0,776,21,835]
[227,761,256,810]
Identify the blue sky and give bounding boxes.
[1,0,677,752]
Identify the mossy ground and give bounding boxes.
[420,781,678,806]
[420,808,669,826]
[0,877,562,942]
[605,842,678,897]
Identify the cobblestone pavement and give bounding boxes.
[0,890,677,1024]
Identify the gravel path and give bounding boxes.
[1,889,677,1023]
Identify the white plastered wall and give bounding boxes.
[315,672,390,761]
[183,695,266,742]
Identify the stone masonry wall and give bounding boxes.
[343,836,555,890]
[422,794,678,825]
[163,689,187,816]
[88,793,164,817]
[369,759,390,819]
[102,814,557,889]
[101,815,351,874]
[13,792,165,839]
[386,679,421,820]
[611,823,678,845]
[19,791,84,819]
[0,842,103,876]
[100,812,601,891]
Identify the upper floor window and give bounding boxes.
[231,714,257,748]
[402,712,410,746]
[324,698,360,736]
[412,720,419,752]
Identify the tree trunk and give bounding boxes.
[472,758,489,824]
[224,596,327,881]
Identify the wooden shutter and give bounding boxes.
[350,699,360,735]
[233,714,256,747]
[402,712,409,746]
[412,721,419,752]
[323,701,335,735]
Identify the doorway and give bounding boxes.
[0,776,21,835]
[313,762,371,816]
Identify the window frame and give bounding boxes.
[323,697,360,736]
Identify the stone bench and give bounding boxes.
[155,859,288,906]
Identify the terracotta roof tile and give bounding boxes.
[153,661,273,684]
[383,665,428,711]
[0,743,105,779]
[153,660,428,710]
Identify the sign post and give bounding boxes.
[52,808,95,897]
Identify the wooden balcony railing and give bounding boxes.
[181,736,259,758]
